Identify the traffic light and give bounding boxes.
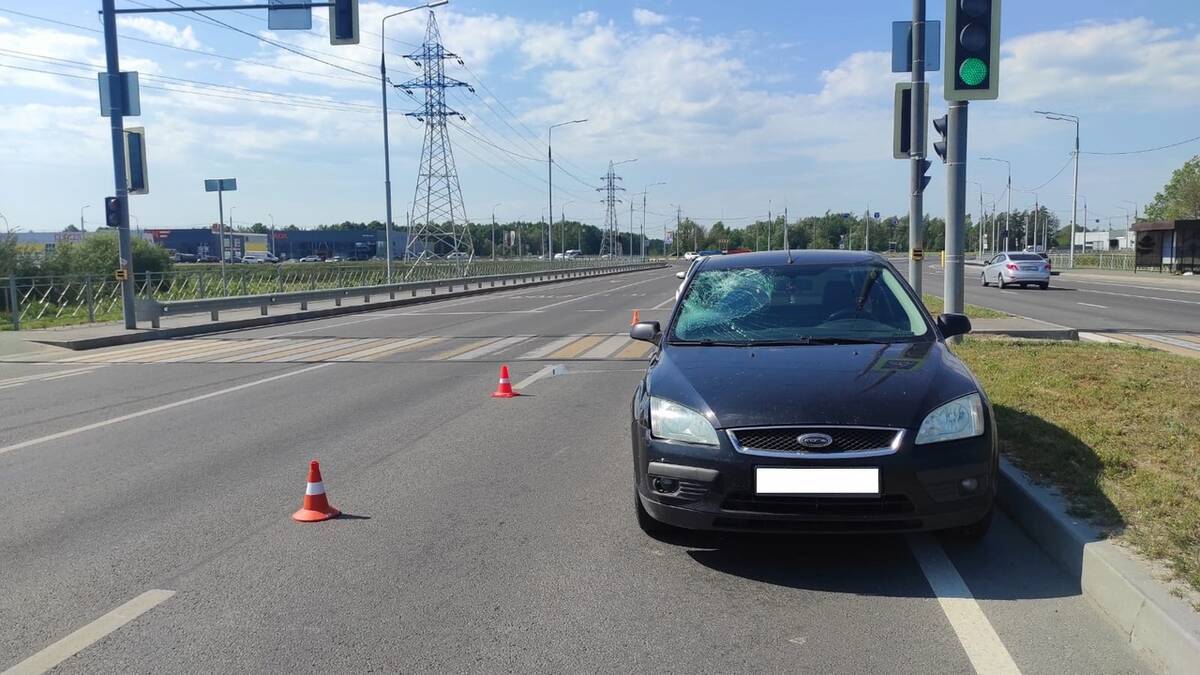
[329,0,359,45]
[893,82,928,159]
[932,114,949,163]
[920,159,933,192]
[945,0,1001,100]
[104,197,121,228]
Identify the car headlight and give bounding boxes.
[915,393,984,445]
[650,396,719,447]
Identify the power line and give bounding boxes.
[1014,154,1074,193]
[0,7,371,86]
[1081,134,1200,156]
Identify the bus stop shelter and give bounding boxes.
[1133,220,1200,273]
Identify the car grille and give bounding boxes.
[721,494,915,517]
[730,427,900,454]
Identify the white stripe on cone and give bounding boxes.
[305,481,325,495]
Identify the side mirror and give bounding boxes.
[675,271,686,279]
[630,321,661,344]
[937,313,972,339]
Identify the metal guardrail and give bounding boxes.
[2,258,651,331]
[134,262,662,328]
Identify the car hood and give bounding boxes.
[647,341,979,429]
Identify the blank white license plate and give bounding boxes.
[755,467,880,495]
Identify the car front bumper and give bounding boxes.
[633,426,996,534]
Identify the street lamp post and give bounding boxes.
[491,202,501,260]
[548,118,587,264]
[980,157,1012,251]
[640,182,665,260]
[1036,110,1080,267]
[79,204,90,233]
[967,182,984,258]
[559,201,575,259]
[268,213,275,256]
[381,1,450,283]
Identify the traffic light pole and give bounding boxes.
[944,100,968,321]
[908,0,927,296]
[102,0,137,329]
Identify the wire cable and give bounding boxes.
[1080,134,1200,156]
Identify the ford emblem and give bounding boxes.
[797,433,834,449]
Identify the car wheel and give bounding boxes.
[635,489,675,536]
[948,506,993,540]
[997,273,1007,289]
[1039,282,1050,290]
[980,273,988,287]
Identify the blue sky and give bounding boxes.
[1,1,1198,239]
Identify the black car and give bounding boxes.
[630,250,996,538]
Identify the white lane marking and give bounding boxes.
[532,274,673,312]
[1075,302,1108,309]
[267,314,399,338]
[374,310,539,316]
[578,309,606,312]
[1067,278,1200,295]
[579,334,630,359]
[0,367,103,388]
[3,589,175,675]
[513,364,565,390]
[0,382,25,391]
[1132,333,1200,352]
[651,295,676,309]
[1076,288,1200,306]
[1078,332,1126,344]
[908,534,1022,675]
[449,335,533,361]
[518,335,582,360]
[0,363,332,456]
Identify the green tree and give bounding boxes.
[42,231,172,276]
[1,231,40,277]
[1144,155,1200,221]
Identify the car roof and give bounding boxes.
[694,249,887,270]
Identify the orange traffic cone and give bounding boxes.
[292,460,340,522]
[491,364,518,398]
[630,309,640,326]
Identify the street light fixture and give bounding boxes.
[1036,110,1080,267]
[979,156,1012,251]
[79,204,90,233]
[381,1,450,283]
[548,118,587,263]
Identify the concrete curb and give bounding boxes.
[971,326,1078,340]
[996,457,1200,674]
[31,264,666,351]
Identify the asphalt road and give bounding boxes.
[0,266,1153,673]
[917,264,1200,334]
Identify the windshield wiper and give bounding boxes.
[669,339,754,347]
[751,337,887,345]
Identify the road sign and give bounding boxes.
[892,20,941,73]
[204,178,237,192]
[124,127,149,194]
[98,71,140,117]
[268,0,312,29]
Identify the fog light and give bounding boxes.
[652,477,679,494]
[960,478,979,493]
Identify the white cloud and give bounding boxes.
[633,8,668,27]
[117,17,202,50]
[1000,18,1200,109]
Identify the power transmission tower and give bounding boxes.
[597,161,625,256]
[399,11,473,265]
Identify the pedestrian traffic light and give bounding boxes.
[945,0,1001,100]
[329,0,359,45]
[104,197,121,227]
[932,114,949,163]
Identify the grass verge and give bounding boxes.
[921,294,1008,319]
[953,338,1200,593]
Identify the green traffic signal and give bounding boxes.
[959,57,988,86]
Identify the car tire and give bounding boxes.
[635,489,675,536]
[1039,282,1049,290]
[948,506,993,540]
[997,274,1007,289]
[980,273,988,287]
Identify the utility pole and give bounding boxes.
[944,100,968,318]
[908,0,927,296]
[101,0,136,328]
[79,204,89,234]
[675,205,682,258]
[491,203,500,260]
[548,119,587,264]
[783,207,789,250]
[767,201,772,251]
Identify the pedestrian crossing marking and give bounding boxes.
[46,334,657,365]
[547,334,608,359]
